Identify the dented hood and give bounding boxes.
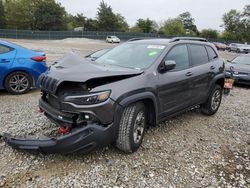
[47,52,143,82]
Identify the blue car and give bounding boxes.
[0,40,48,94]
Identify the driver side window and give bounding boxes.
[164,44,189,71]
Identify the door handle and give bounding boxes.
[185,72,193,77]
[0,59,10,63]
[210,66,216,70]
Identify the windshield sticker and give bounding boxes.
[147,45,165,50]
[148,51,158,56]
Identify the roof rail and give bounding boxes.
[127,37,161,42]
[170,37,208,43]
[127,38,144,42]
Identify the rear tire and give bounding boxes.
[4,71,32,95]
[116,102,146,153]
[201,85,222,116]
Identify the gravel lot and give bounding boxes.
[0,38,249,188]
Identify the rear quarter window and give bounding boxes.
[0,45,12,54]
[189,44,209,66]
[206,46,218,61]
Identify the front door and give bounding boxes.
[157,44,193,118]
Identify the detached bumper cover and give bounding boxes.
[2,123,115,154]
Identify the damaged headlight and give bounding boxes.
[65,90,111,105]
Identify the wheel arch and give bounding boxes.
[207,74,225,99]
[118,92,158,126]
[2,69,34,89]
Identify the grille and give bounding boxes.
[38,74,58,93]
[47,94,60,109]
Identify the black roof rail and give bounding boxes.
[170,37,208,42]
[127,38,144,42]
[127,37,161,42]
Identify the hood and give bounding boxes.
[225,62,250,73]
[46,52,143,83]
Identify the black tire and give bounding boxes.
[236,49,240,53]
[4,71,32,95]
[116,102,146,153]
[201,85,222,116]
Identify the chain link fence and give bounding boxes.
[0,29,238,44]
[0,29,167,40]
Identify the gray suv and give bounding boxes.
[3,37,225,154]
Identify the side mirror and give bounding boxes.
[159,60,176,73]
[227,59,231,63]
[164,60,176,71]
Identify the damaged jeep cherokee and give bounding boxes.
[3,37,225,154]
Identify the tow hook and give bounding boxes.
[37,108,44,113]
[58,127,70,134]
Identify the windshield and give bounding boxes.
[232,56,250,65]
[96,43,165,69]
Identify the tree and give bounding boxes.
[33,0,67,30]
[179,12,198,35]
[5,0,38,29]
[200,29,218,39]
[223,10,242,33]
[116,14,129,32]
[242,4,250,42]
[97,1,118,31]
[159,18,186,36]
[133,18,156,33]
[85,18,99,31]
[0,0,6,28]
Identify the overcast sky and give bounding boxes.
[57,0,249,31]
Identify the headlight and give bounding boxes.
[65,91,111,105]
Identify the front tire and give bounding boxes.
[5,71,32,95]
[116,102,146,153]
[201,85,222,116]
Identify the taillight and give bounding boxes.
[32,56,46,62]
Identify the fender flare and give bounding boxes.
[207,73,225,97]
[117,91,159,121]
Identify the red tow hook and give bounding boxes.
[37,108,44,113]
[58,127,70,134]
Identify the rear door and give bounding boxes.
[187,44,217,104]
[0,44,16,81]
[157,44,193,118]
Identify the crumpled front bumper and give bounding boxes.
[2,123,115,154]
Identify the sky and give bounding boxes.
[57,0,249,31]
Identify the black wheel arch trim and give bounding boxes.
[115,90,159,123]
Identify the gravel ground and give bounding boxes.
[0,39,249,188]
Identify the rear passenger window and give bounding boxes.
[206,46,217,60]
[0,45,11,54]
[165,44,189,71]
[189,44,208,66]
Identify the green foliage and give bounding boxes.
[116,14,129,32]
[160,18,186,36]
[33,0,67,30]
[0,0,6,28]
[4,0,66,30]
[97,0,118,31]
[179,12,198,35]
[5,0,37,29]
[133,18,156,33]
[67,13,86,30]
[200,29,218,39]
[222,5,250,42]
[85,18,99,31]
